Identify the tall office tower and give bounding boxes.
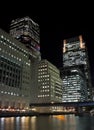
[62,35,92,101]
[31,59,62,103]
[9,16,41,60]
[0,28,32,110]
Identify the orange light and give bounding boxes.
[54,115,65,120]
[79,35,85,48]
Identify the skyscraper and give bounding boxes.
[62,35,92,101]
[9,16,42,105]
[9,16,41,60]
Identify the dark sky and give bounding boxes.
[0,2,94,85]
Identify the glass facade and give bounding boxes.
[62,67,88,102]
[62,35,92,102]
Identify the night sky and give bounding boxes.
[0,2,94,85]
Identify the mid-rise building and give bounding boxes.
[9,16,41,60]
[62,35,92,101]
[37,59,62,103]
[0,28,32,110]
[31,60,62,103]
[62,67,88,102]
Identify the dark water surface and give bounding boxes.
[0,114,94,130]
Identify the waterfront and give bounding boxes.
[0,114,94,130]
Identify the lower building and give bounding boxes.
[30,59,63,112]
[37,59,63,103]
[61,67,88,102]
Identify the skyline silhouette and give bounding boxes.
[0,5,94,86]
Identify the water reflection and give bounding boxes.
[15,117,21,130]
[30,116,37,130]
[0,118,5,130]
[0,117,15,130]
[50,115,76,130]
[0,115,94,130]
[53,115,65,120]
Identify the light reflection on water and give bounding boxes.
[0,115,94,130]
[50,114,77,130]
[53,115,65,120]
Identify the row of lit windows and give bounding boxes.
[63,81,82,84]
[38,75,49,78]
[63,89,81,92]
[38,77,49,81]
[38,94,49,97]
[40,90,49,92]
[63,54,86,61]
[42,82,49,85]
[38,72,47,75]
[41,86,49,88]
[63,97,81,100]
[0,47,30,66]
[1,48,21,61]
[62,97,82,100]
[63,82,81,85]
[64,75,80,78]
[63,61,86,66]
[0,56,21,69]
[63,81,84,85]
[0,55,22,67]
[39,64,47,68]
[38,68,48,71]
[63,76,80,80]
[0,91,19,96]
[63,60,87,66]
[0,35,28,56]
[63,50,85,57]
[63,85,81,90]
[63,79,81,83]
[62,100,79,102]
[63,94,81,97]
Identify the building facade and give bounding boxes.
[62,35,92,102]
[0,28,32,110]
[30,59,63,104]
[62,67,88,102]
[9,16,41,60]
[37,59,62,103]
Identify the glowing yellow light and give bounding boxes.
[63,40,67,53]
[79,35,85,48]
